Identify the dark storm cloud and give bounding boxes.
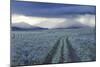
[11,1,96,18]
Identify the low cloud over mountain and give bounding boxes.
[12,14,95,30]
[11,22,48,31]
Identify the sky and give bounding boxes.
[11,0,96,28]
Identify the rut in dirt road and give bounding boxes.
[43,36,80,64]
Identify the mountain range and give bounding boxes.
[11,21,91,31]
[11,22,48,31]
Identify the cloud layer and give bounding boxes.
[12,14,95,29]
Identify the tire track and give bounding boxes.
[43,38,62,64]
[64,37,81,62]
[43,36,81,64]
